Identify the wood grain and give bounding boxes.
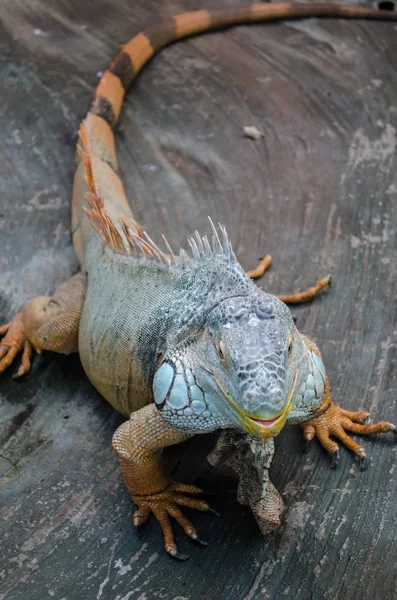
[1,1,397,598]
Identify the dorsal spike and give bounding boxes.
[143,231,167,263]
[140,237,162,261]
[162,234,176,264]
[202,235,212,257]
[194,230,205,255]
[178,248,190,268]
[218,223,230,256]
[120,217,135,255]
[208,217,222,251]
[125,233,144,257]
[127,218,143,238]
[188,237,201,261]
[228,241,236,261]
[131,233,155,258]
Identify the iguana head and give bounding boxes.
[153,289,305,439]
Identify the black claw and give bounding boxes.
[303,439,311,454]
[172,552,189,561]
[359,456,367,472]
[327,275,332,287]
[13,370,26,381]
[192,537,208,546]
[331,450,340,469]
[207,506,220,517]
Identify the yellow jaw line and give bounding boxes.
[215,371,298,440]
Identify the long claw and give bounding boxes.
[12,371,25,381]
[196,538,208,546]
[360,456,367,472]
[207,506,220,517]
[171,551,189,561]
[132,506,151,526]
[189,532,208,546]
[303,439,311,454]
[331,450,340,469]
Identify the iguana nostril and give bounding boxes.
[271,390,284,405]
[246,392,254,404]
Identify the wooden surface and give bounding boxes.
[1,1,397,598]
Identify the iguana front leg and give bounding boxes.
[296,336,396,468]
[0,273,86,376]
[112,404,213,560]
[301,389,396,469]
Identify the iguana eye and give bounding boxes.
[217,339,226,361]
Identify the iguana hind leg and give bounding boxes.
[247,256,331,304]
[112,404,213,560]
[0,273,86,377]
[246,255,272,279]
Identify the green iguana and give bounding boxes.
[1,2,396,560]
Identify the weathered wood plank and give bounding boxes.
[1,1,397,599]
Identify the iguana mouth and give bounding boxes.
[212,371,299,438]
[250,415,280,427]
[247,371,298,432]
[245,371,298,428]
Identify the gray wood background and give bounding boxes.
[1,0,397,598]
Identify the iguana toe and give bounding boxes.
[0,313,32,376]
[132,483,213,559]
[301,402,396,468]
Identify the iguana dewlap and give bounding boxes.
[1,2,396,560]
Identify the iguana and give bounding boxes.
[1,2,397,561]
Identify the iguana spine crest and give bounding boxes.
[79,118,236,268]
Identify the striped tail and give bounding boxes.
[72,2,397,265]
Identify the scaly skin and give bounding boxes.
[1,3,397,560]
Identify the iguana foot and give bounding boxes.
[132,481,212,560]
[0,274,86,377]
[0,312,34,377]
[301,402,396,469]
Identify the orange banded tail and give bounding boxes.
[89,2,397,130]
[73,2,397,265]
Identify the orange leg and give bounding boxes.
[246,255,272,279]
[246,256,331,304]
[113,405,216,560]
[278,276,331,304]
